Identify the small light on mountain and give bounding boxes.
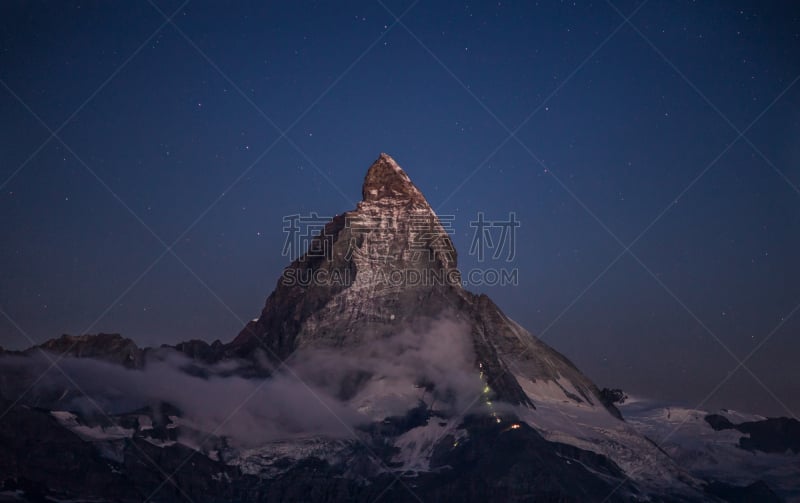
[510,423,521,430]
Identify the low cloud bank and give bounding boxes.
[0,318,483,446]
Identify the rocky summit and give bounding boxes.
[232,153,611,411]
[0,154,786,502]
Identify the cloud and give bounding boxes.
[289,317,483,417]
[0,317,483,447]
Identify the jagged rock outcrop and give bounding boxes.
[706,413,800,453]
[31,333,144,368]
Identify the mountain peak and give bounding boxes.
[234,152,612,414]
[361,153,426,204]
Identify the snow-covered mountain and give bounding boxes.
[619,398,800,501]
[0,154,792,502]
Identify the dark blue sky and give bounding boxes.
[1,1,798,416]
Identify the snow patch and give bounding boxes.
[227,437,350,478]
[142,437,177,448]
[392,418,466,473]
[620,399,800,501]
[513,376,688,492]
[50,411,133,442]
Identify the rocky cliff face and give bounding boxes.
[231,153,614,415]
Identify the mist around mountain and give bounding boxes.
[0,154,795,502]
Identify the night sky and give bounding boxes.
[1,1,799,416]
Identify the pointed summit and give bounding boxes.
[234,152,619,416]
[361,153,426,204]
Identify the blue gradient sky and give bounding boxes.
[1,0,799,415]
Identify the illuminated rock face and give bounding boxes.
[232,153,616,415]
